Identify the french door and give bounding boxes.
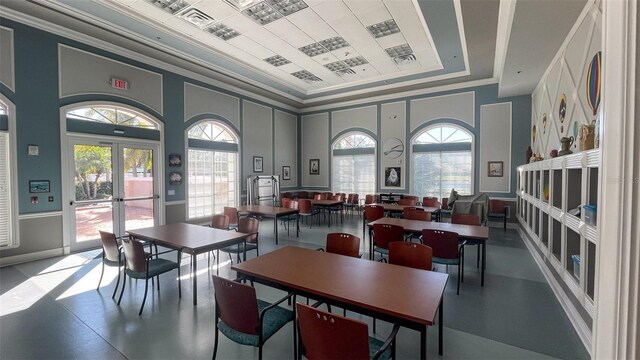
[68,136,159,252]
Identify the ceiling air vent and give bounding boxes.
[335,68,357,78]
[206,23,241,40]
[291,70,322,83]
[385,44,416,64]
[367,19,401,39]
[393,54,417,65]
[242,2,283,25]
[145,0,189,15]
[343,56,368,67]
[223,0,257,11]
[181,8,215,28]
[266,0,308,16]
[264,55,291,67]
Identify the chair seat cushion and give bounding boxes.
[374,246,389,255]
[219,242,258,254]
[433,256,459,265]
[126,258,178,279]
[369,336,392,360]
[217,299,293,346]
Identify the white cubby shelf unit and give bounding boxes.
[517,148,600,316]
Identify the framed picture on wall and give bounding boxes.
[488,161,504,177]
[168,154,182,167]
[282,166,291,180]
[384,167,401,187]
[169,172,182,185]
[29,180,50,193]
[309,159,319,175]
[253,156,263,173]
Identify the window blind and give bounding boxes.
[0,132,12,247]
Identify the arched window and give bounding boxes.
[332,132,376,199]
[0,99,16,248]
[412,124,473,199]
[67,106,159,129]
[187,120,238,219]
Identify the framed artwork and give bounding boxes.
[282,166,291,180]
[309,159,320,175]
[169,172,182,185]
[488,161,504,177]
[168,154,182,167]
[384,167,401,187]
[29,180,50,193]
[253,156,263,173]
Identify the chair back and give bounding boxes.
[281,198,292,208]
[421,229,460,260]
[364,205,385,222]
[326,233,360,258]
[323,192,333,199]
[389,242,433,270]
[404,210,432,221]
[398,198,416,206]
[490,199,508,214]
[121,237,147,273]
[238,217,260,244]
[364,194,376,205]
[99,230,120,262]
[313,194,326,200]
[296,303,371,360]
[298,199,313,214]
[451,213,481,226]
[224,207,239,225]
[347,193,358,205]
[298,191,309,199]
[212,275,260,335]
[288,200,299,210]
[441,197,449,209]
[422,197,439,207]
[372,223,404,250]
[331,194,343,202]
[211,214,230,230]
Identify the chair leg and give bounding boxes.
[504,216,507,230]
[212,328,219,360]
[111,266,121,299]
[97,260,105,291]
[477,245,480,268]
[456,264,461,295]
[177,265,182,298]
[139,278,149,316]
[216,250,220,275]
[258,345,263,360]
[117,273,127,305]
[373,318,377,333]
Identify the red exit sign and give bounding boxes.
[110,78,129,90]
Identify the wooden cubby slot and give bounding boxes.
[588,167,599,206]
[587,241,596,299]
[552,218,562,262]
[542,170,550,203]
[541,211,549,247]
[534,171,541,199]
[566,228,581,282]
[552,170,562,209]
[566,169,582,213]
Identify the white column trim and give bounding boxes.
[593,1,639,359]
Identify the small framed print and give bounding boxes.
[488,161,504,177]
[282,166,291,180]
[29,180,50,193]
[169,171,183,185]
[168,154,182,167]
[253,156,264,173]
[309,159,319,175]
[384,167,401,187]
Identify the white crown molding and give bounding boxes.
[0,5,300,111]
[453,0,471,79]
[494,0,516,86]
[301,78,496,114]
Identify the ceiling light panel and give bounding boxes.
[266,0,309,16]
[385,43,413,58]
[206,23,241,40]
[242,2,283,25]
[299,42,328,57]
[366,19,400,38]
[291,70,322,82]
[264,55,291,66]
[324,61,349,72]
[319,36,349,51]
[224,0,258,11]
[144,0,189,14]
[342,56,368,67]
[180,8,215,28]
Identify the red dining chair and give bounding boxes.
[398,198,416,206]
[212,275,296,360]
[208,214,230,269]
[364,194,377,205]
[343,193,359,217]
[224,207,239,230]
[296,303,399,360]
[219,217,260,270]
[372,224,404,262]
[451,213,482,268]
[297,191,309,199]
[298,199,320,228]
[97,230,123,299]
[422,197,440,207]
[488,199,509,229]
[320,233,361,258]
[421,229,465,294]
[404,210,432,221]
[389,242,433,270]
[363,204,385,240]
[281,200,299,236]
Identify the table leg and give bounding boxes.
[420,326,427,360]
[243,240,247,262]
[439,297,443,355]
[369,227,373,260]
[274,217,278,245]
[481,242,486,286]
[296,215,299,237]
[192,254,197,306]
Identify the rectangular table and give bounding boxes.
[236,205,299,244]
[367,217,490,286]
[310,199,343,227]
[127,223,250,305]
[233,246,448,359]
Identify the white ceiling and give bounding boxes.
[0,0,589,109]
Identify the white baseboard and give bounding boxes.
[516,223,593,354]
[0,248,65,267]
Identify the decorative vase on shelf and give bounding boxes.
[526,146,533,164]
[559,136,574,156]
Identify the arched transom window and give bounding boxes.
[187,120,238,219]
[412,124,473,199]
[332,132,376,199]
[67,106,159,130]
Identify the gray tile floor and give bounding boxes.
[0,214,590,359]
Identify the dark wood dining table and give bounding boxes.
[310,199,344,227]
[367,217,490,286]
[233,246,448,359]
[236,205,299,244]
[127,223,250,305]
